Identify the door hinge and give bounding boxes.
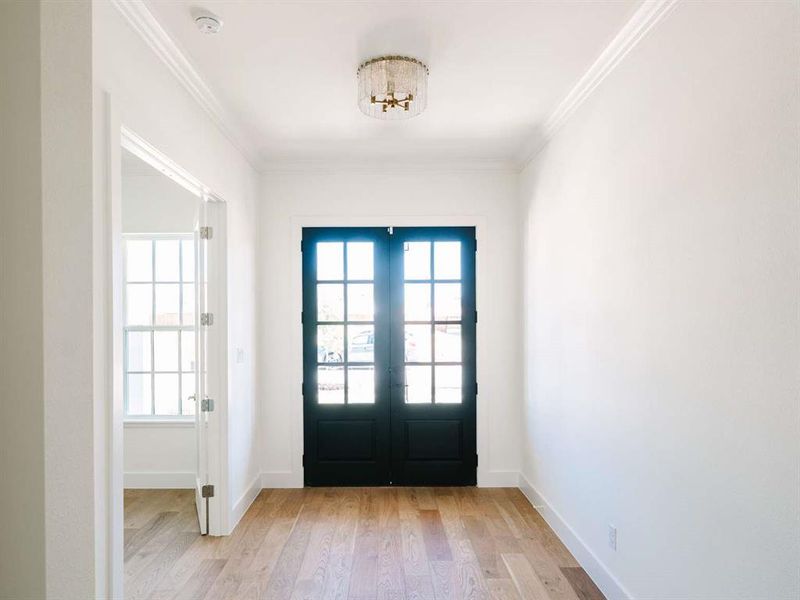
[302,454,305,467]
[475,382,479,395]
[200,226,213,240]
[474,238,477,252]
[301,310,304,324]
[201,484,215,498]
[201,397,215,412]
[201,312,214,326]
[475,310,478,324]
[301,240,304,252]
[476,454,479,467]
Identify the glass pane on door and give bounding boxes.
[314,239,377,405]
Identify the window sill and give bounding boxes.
[124,418,194,428]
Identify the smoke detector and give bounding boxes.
[194,13,223,35]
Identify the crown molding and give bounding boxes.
[111,0,261,171]
[260,157,519,175]
[516,0,678,171]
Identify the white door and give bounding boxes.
[194,199,221,534]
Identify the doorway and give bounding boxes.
[111,126,230,598]
[302,226,477,486]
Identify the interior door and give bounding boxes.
[302,228,391,485]
[389,227,477,485]
[302,226,476,486]
[194,200,212,532]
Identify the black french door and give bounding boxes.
[302,226,476,486]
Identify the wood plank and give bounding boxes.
[399,511,436,599]
[172,558,226,600]
[502,553,550,600]
[485,578,523,600]
[418,510,453,562]
[124,512,178,561]
[506,491,579,567]
[233,487,312,600]
[560,567,606,600]
[290,489,343,600]
[319,488,360,600]
[462,515,508,579]
[434,494,491,600]
[125,532,197,600]
[260,489,323,599]
[146,537,221,600]
[518,537,580,600]
[375,489,406,600]
[347,489,380,599]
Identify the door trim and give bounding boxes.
[105,106,231,596]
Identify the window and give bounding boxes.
[403,240,463,403]
[124,235,196,418]
[315,240,376,404]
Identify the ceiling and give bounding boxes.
[145,1,640,168]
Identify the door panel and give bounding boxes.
[302,226,476,486]
[302,228,391,486]
[389,227,477,485]
[194,203,209,532]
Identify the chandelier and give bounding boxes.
[357,56,429,120]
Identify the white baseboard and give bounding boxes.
[517,473,632,600]
[124,471,194,489]
[478,469,521,487]
[260,470,303,488]
[257,469,518,489]
[229,474,261,533]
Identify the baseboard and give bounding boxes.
[257,469,518,488]
[124,471,194,489]
[518,473,632,600]
[229,474,261,533]
[478,469,521,487]
[260,470,303,488]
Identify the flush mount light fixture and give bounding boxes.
[357,56,429,120]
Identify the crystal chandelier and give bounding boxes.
[357,56,429,120]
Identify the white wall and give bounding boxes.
[123,424,196,488]
[122,170,199,234]
[2,2,96,596]
[518,2,800,598]
[0,2,46,596]
[259,168,521,487]
[92,0,261,586]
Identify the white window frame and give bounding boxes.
[123,232,196,422]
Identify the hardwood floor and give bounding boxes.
[124,487,605,600]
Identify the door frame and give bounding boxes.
[103,94,229,596]
[286,215,491,489]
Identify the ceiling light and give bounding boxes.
[357,56,429,120]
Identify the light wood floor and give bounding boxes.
[124,487,604,600]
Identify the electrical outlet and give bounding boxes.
[608,524,618,551]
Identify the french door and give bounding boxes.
[302,226,476,486]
